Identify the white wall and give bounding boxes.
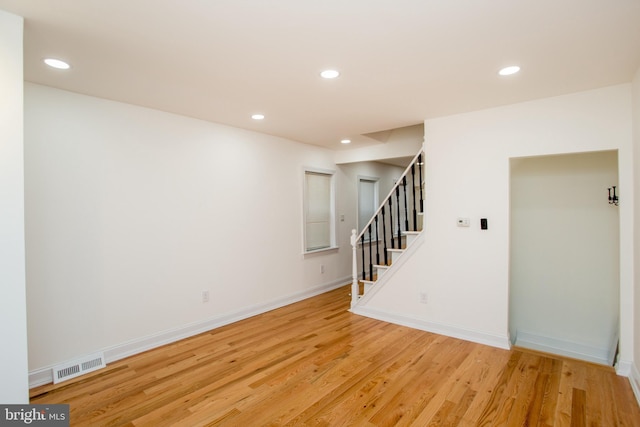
[24,84,352,375]
[510,151,620,363]
[357,85,634,359]
[0,10,29,403]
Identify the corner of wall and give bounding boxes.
[633,65,640,404]
[627,67,640,404]
[0,8,28,404]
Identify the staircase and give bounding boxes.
[350,149,425,308]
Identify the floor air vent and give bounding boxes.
[52,352,106,384]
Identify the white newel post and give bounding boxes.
[350,229,359,308]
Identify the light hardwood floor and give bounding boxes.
[30,285,640,426]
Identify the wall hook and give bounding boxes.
[608,186,619,206]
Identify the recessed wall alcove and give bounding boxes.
[509,150,620,365]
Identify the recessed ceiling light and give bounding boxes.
[340,139,351,144]
[320,69,340,79]
[251,114,265,120]
[498,65,520,76]
[44,58,70,70]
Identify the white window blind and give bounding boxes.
[305,171,332,252]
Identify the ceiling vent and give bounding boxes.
[52,352,106,384]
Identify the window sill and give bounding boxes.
[303,246,339,256]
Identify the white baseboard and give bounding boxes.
[628,364,640,407]
[350,305,511,350]
[514,330,612,365]
[29,368,54,389]
[29,277,349,388]
[614,360,640,408]
[615,359,632,376]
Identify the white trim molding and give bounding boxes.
[625,363,640,407]
[616,360,633,377]
[514,330,615,366]
[29,277,349,388]
[350,305,511,350]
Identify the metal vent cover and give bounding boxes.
[52,352,106,384]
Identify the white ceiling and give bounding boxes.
[2,0,640,149]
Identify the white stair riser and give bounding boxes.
[390,250,403,264]
[374,266,388,278]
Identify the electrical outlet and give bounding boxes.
[202,290,210,303]
[320,265,325,274]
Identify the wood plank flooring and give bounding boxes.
[30,285,640,426]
